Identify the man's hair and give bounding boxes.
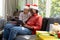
[36,10,38,13]
[30,9,38,13]
[30,9,33,13]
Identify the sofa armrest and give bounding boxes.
[0,30,4,35]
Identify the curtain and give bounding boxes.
[0,0,3,17]
[5,0,18,17]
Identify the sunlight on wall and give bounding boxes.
[18,0,26,10]
[33,0,38,5]
[46,0,51,18]
[0,0,3,17]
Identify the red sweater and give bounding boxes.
[26,14,42,34]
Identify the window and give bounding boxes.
[18,0,60,18]
[38,0,46,17]
[50,0,60,18]
[38,0,60,18]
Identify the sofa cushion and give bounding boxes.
[41,18,49,31]
[15,35,35,40]
[46,18,60,31]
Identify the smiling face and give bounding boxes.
[30,9,38,15]
[30,8,33,13]
[32,9,36,13]
[30,9,36,15]
[24,9,29,14]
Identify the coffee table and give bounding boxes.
[15,35,36,40]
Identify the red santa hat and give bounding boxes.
[26,4,30,7]
[30,4,39,10]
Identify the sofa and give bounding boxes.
[1,18,60,40]
[0,18,6,40]
[15,18,60,40]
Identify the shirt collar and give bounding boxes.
[33,13,38,16]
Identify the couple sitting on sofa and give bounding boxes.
[3,4,42,40]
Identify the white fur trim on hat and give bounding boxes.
[30,5,39,10]
[24,6,29,9]
[30,5,33,8]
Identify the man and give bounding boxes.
[3,5,31,40]
[6,4,42,40]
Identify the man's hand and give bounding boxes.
[24,24,29,27]
[24,24,33,29]
[11,21,17,24]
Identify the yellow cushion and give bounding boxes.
[39,35,58,40]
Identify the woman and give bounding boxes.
[3,5,31,40]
